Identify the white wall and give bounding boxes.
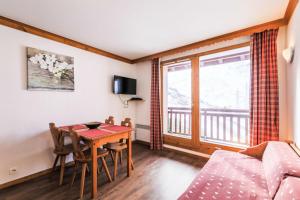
[286,3,300,147]
[277,27,288,140]
[0,25,137,184]
[135,32,289,143]
[0,13,293,185]
[135,61,152,142]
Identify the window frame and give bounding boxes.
[160,42,250,154]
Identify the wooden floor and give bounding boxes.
[0,143,207,200]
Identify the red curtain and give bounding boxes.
[250,29,279,146]
[150,58,163,150]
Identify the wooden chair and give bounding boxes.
[69,129,112,199]
[49,123,74,186]
[104,118,134,180]
[105,116,115,125]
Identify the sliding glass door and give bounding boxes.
[162,44,251,152]
[199,46,250,148]
[162,60,192,140]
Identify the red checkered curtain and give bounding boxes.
[150,58,163,150]
[250,29,279,146]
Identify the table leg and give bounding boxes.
[127,132,132,177]
[91,142,98,199]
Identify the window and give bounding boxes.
[199,46,250,147]
[162,44,251,151]
[163,61,192,139]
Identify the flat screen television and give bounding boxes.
[113,75,137,95]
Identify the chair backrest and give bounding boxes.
[120,118,132,143]
[121,118,132,128]
[69,128,86,161]
[49,123,63,151]
[105,116,115,125]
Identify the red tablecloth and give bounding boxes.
[79,129,112,139]
[102,125,131,132]
[59,124,87,131]
[59,123,131,140]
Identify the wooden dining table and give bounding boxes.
[59,123,132,199]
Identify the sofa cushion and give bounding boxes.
[274,176,300,200]
[179,150,270,200]
[262,141,300,198]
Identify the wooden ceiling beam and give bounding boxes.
[1,0,298,64]
[133,0,299,63]
[132,18,286,63]
[284,0,299,23]
[0,16,133,64]
[161,42,250,66]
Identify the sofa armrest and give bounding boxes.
[239,142,268,160]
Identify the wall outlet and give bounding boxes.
[9,167,17,175]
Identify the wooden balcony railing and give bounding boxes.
[168,107,250,146]
[168,107,192,135]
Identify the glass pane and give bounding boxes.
[164,61,192,139]
[199,46,250,147]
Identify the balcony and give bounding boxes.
[167,107,250,147]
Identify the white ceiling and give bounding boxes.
[0,0,289,60]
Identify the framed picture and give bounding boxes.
[27,47,74,91]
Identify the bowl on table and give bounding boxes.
[85,122,101,129]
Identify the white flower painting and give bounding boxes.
[27,47,74,91]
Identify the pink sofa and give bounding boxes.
[179,142,300,200]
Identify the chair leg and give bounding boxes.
[119,150,123,166]
[80,163,87,199]
[97,166,100,174]
[52,155,59,172]
[99,162,103,173]
[101,157,112,182]
[113,152,119,180]
[110,151,115,162]
[86,165,90,174]
[70,161,78,187]
[97,159,102,174]
[131,159,134,170]
[59,155,66,186]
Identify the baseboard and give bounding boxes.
[134,140,210,160]
[133,140,150,146]
[1,141,148,190]
[0,161,74,190]
[1,142,209,190]
[163,144,210,160]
